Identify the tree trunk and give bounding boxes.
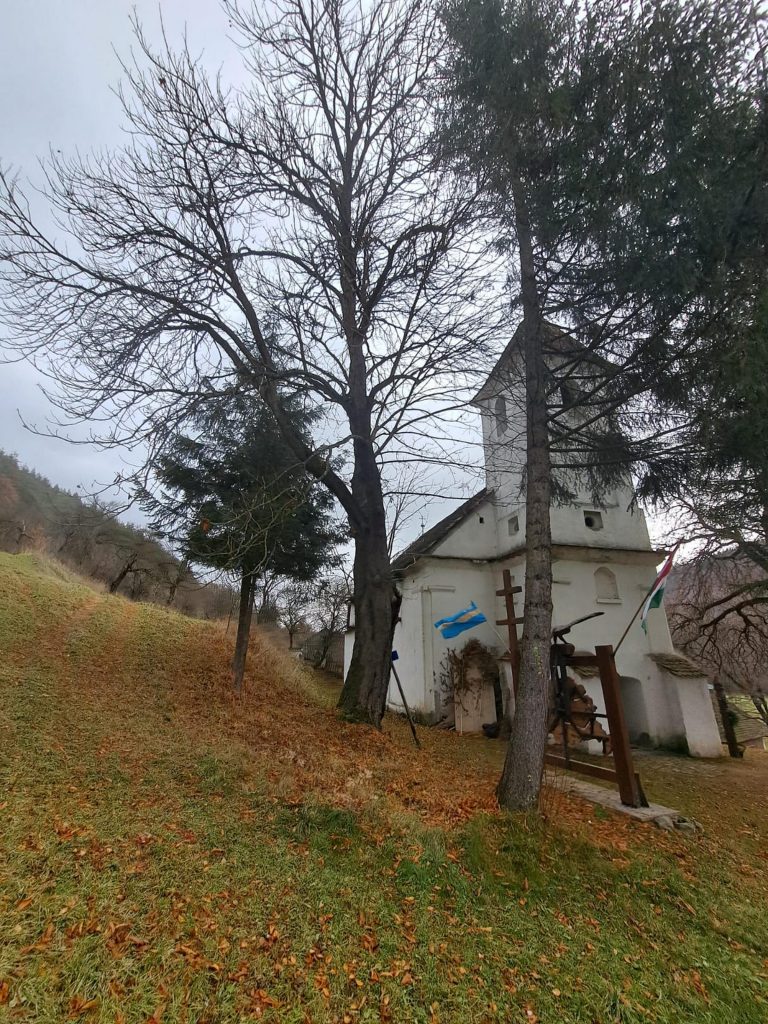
[497,185,553,812]
[752,691,768,727]
[714,679,742,758]
[166,559,188,606]
[232,570,255,693]
[337,440,401,726]
[109,555,137,594]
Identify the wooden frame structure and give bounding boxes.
[496,570,648,808]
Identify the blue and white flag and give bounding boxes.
[434,602,487,639]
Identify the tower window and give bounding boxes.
[584,510,603,531]
[507,514,519,535]
[594,567,620,602]
[494,396,508,435]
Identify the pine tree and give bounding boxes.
[438,0,761,808]
[142,393,341,691]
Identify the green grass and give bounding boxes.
[1,552,767,1022]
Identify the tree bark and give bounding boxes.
[497,184,554,811]
[752,690,768,727]
[232,570,255,693]
[337,437,401,726]
[713,679,742,758]
[109,555,137,594]
[333,159,402,726]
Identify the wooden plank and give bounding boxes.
[497,569,521,699]
[544,753,619,783]
[496,617,525,626]
[595,645,647,807]
[545,755,647,802]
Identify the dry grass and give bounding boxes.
[1,552,768,1023]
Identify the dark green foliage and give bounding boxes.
[438,0,763,809]
[438,0,762,496]
[142,393,341,584]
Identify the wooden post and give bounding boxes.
[496,569,523,696]
[391,654,421,749]
[595,645,644,807]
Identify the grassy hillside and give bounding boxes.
[0,452,232,617]
[1,552,767,1023]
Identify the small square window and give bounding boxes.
[479,516,484,524]
[584,510,603,531]
[508,515,519,535]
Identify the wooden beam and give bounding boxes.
[498,569,521,698]
[595,645,647,807]
[544,754,619,783]
[544,754,647,801]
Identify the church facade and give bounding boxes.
[344,325,723,758]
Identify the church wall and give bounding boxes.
[549,495,652,551]
[496,554,720,754]
[429,500,497,560]
[343,549,722,752]
[387,558,503,726]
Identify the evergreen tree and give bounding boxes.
[438,0,761,808]
[142,393,341,691]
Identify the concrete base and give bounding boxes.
[555,775,681,824]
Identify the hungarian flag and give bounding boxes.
[640,551,675,633]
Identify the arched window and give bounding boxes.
[494,396,508,435]
[594,567,619,602]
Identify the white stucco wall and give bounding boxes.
[343,335,721,756]
[430,498,497,560]
[342,546,722,756]
[395,559,502,725]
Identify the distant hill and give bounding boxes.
[0,450,233,617]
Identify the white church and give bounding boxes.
[344,323,723,758]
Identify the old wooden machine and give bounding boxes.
[496,569,648,808]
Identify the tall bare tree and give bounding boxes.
[0,0,495,725]
[669,554,768,732]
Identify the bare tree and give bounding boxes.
[0,0,496,726]
[669,553,768,725]
[311,575,351,669]
[278,582,313,650]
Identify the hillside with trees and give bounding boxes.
[0,450,233,618]
[1,549,768,1021]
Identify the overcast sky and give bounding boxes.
[0,1,486,543]
[0,2,665,552]
[0,1,236,506]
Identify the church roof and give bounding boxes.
[471,320,609,406]
[391,487,492,573]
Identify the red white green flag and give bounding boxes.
[640,551,675,633]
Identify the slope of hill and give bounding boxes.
[1,552,768,1022]
[0,451,234,617]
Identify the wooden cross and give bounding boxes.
[495,568,523,697]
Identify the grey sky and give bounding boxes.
[0,2,665,552]
[0,1,235,502]
[0,1,485,544]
